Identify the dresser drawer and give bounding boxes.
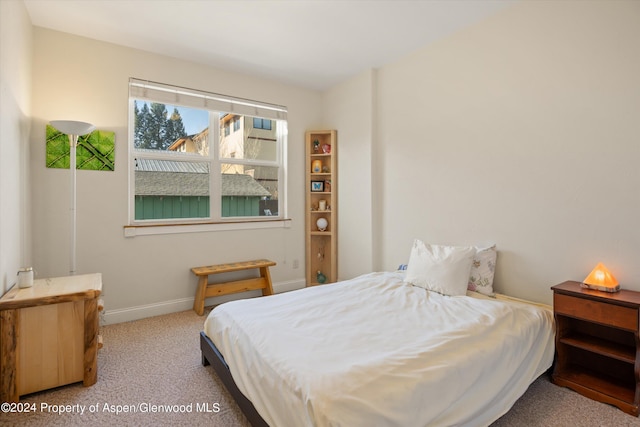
[554,293,638,331]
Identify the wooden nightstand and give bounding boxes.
[551,281,640,416]
[0,273,103,402]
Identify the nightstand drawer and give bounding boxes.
[554,293,638,331]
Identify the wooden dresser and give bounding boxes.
[551,281,640,416]
[0,273,103,402]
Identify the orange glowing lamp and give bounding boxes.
[581,262,620,292]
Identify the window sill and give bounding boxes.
[123,218,292,237]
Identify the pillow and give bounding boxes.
[405,239,476,296]
[467,245,497,296]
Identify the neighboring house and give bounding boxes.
[168,114,278,200]
[168,128,209,156]
[135,158,272,219]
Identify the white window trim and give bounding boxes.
[127,79,288,235]
[123,218,292,238]
[129,78,287,120]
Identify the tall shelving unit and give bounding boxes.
[305,130,337,286]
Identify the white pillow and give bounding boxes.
[468,245,497,296]
[405,239,477,296]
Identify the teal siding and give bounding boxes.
[221,196,261,217]
[135,196,261,219]
[135,196,209,220]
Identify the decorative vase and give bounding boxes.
[312,160,322,173]
[317,271,327,284]
[316,217,328,231]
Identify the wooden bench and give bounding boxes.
[191,259,276,316]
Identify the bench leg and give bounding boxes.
[193,276,208,316]
[260,267,274,296]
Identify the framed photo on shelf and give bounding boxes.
[310,181,324,192]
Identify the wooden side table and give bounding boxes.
[0,273,103,402]
[551,280,640,416]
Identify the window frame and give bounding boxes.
[127,79,288,234]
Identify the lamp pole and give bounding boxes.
[50,120,96,275]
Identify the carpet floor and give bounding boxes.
[1,308,639,427]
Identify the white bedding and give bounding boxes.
[204,271,555,427]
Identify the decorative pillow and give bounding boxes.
[467,245,497,296]
[405,239,477,296]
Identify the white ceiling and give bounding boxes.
[23,0,515,91]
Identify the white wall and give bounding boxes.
[322,69,376,280]
[0,0,32,294]
[13,0,640,321]
[30,28,321,322]
[369,0,639,304]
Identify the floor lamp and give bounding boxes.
[50,120,96,276]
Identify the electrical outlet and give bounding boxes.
[293,259,299,269]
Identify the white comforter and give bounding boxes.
[204,272,555,427]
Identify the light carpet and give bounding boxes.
[1,308,639,427]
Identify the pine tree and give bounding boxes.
[148,103,168,150]
[134,102,189,150]
[134,101,151,149]
[165,107,187,147]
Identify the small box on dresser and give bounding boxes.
[551,280,640,416]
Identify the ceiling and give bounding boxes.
[23,0,515,91]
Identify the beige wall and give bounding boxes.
[0,0,32,294]
[30,28,321,322]
[332,0,639,304]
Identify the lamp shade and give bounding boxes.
[50,120,95,136]
[582,262,619,292]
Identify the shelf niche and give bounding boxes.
[305,130,337,286]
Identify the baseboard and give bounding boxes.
[102,278,306,325]
[273,278,306,293]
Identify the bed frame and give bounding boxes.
[200,332,269,427]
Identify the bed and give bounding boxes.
[201,268,555,427]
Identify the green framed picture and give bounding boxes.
[46,124,115,171]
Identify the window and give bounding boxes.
[253,117,272,130]
[129,78,287,225]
